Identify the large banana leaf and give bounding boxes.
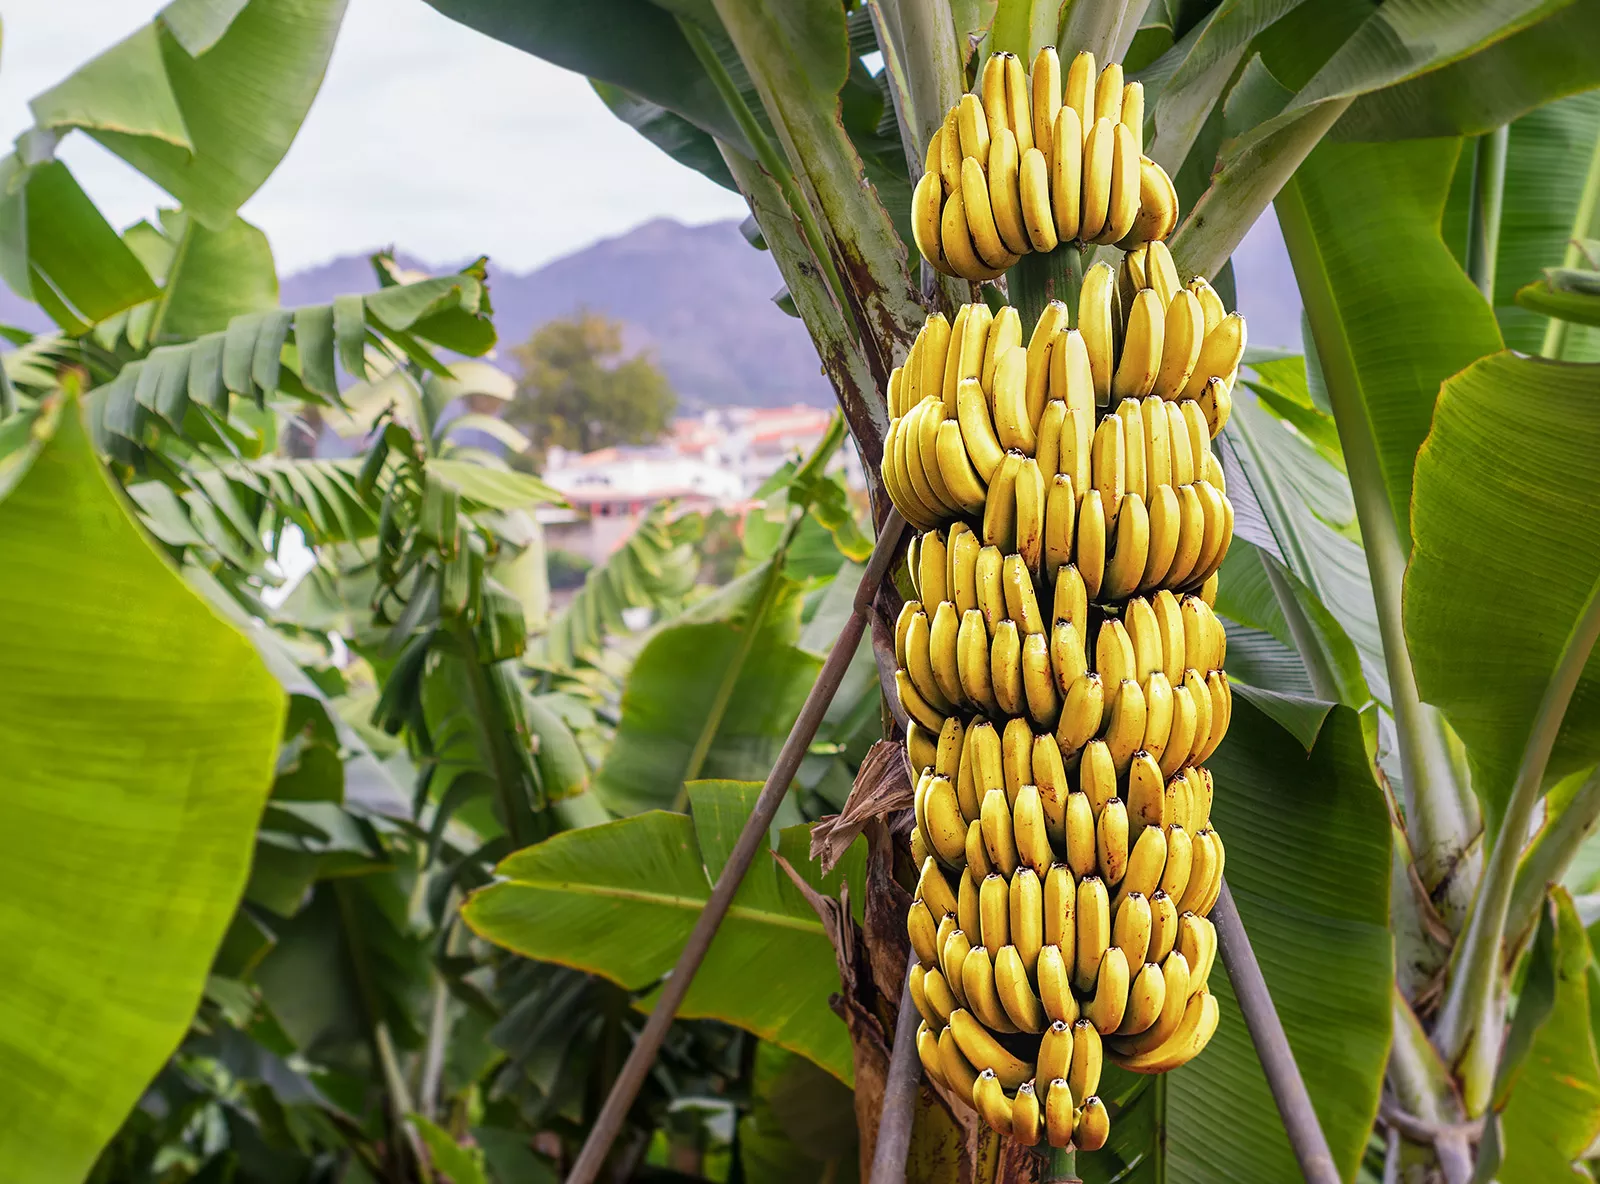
[1276,137,1504,542]
[1495,889,1600,1180]
[1407,351,1600,823]
[0,400,285,1179]
[30,0,347,227]
[463,780,866,1082]
[1087,698,1392,1182]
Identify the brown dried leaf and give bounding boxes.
[811,739,914,873]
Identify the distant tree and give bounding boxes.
[509,311,676,458]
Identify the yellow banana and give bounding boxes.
[897,668,947,734]
[1034,736,1070,842]
[1166,400,1196,486]
[969,718,1004,800]
[945,303,985,402]
[1001,716,1034,803]
[941,926,973,1004]
[1054,564,1088,636]
[912,171,953,276]
[1032,46,1062,156]
[915,402,963,516]
[1014,781,1054,882]
[981,786,1020,876]
[1012,1081,1042,1146]
[1202,829,1225,914]
[962,156,1015,271]
[938,1023,980,1102]
[1199,670,1231,762]
[1057,673,1104,757]
[1189,276,1226,334]
[939,106,964,196]
[1045,1078,1075,1148]
[1043,862,1075,948]
[1142,394,1173,492]
[1158,825,1194,913]
[957,92,991,164]
[1037,1019,1073,1092]
[1074,874,1111,991]
[1002,552,1046,635]
[1080,115,1116,249]
[1124,597,1162,680]
[929,602,967,710]
[1086,946,1129,1034]
[1078,738,1117,814]
[995,944,1047,1033]
[1091,409,1126,521]
[1143,241,1180,306]
[1078,262,1117,406]
[1050,619,1088,697]
[941,187,1006,282]
[1019,149,1056,252]
[925,964,960,1025]
[1102,491,1151,600]
[983,450,1021,552]
[1148,889,1179,963]
[1069,1017,1103,1102]
[921,772,968,865]
[907,718,938,776]
[903,320,928,412]
[922,314,953,410]
[1075,1094,1111,1151]
[1161,682,1198,779]
[958,867,981,937]
[1117,154,1179,247]
[1190,480,1227,587]
[919,853,960,920]
[1117,823,1167,910]
[950,1002,1035,1084]
[1118,959,1166,1036]
[966,818,993,881]
[917,1020,946,1086]
[1151,589,1185,683]
[1094,60,1124,123]
[1115,890,1154,975]
[1117,398,1148,505]
[974,1067,1014,1134]
[1010,864,1045,969]
[935,420,988,515]
[1127,750,1167,830]
[1003,51,1033,153]
[1043,473,1076,582]
[1015,458,1046,577]
[1051,327,1096,421]
[1154,289,1204,400]
[1183,668,1212,767]
[982,306,1022,393]
[1095,618,1135,699]
[1111,950,1191,1057]
[1178,828,1217,915]
[1142,481,1181,591]
[979,871,1010,951]
[1065,50,1095,143]
[1178,912,1218,993]
[908,897,940,966]
[1098,120,1140,244]
[961,945,1020,1035]
[1164,483,1204,587]
[1116,988,1219,1074]
[905,609,953,714]
[1050,105,1083,243]
[1183,593,1222,673]
[1096,796,1130,886]
[1064,790,1098,880]
[980,53,1008,142]
[1076,480,1106,598]
[988,128,1031,257]
[1022,633,1061,729]
[911,825,930,867]
[1188,765,1215,831]
[1113,288,1164,401]
[948,524,981,613]
[975,544,1006,632]
[990,619,1025,717]
[1200,373,1233,437]
[1121,80,1145,152]
[956,608,997,715]
[1038,944,1078,1024]
[991,345,1034,456]
[956,377,1007,481]
[1164,768,1194,832]
[1184,312,1248,400]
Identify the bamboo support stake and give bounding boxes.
[566,510,910,1184]
[869,968,924,1184]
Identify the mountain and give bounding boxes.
[0,215,1304,403]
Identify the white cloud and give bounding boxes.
[0,0,750,272]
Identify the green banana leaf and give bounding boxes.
[1495,889,1600,1179]
[0,400,285,1180]
[590,79,738,192]
[738,1042,861,1183]
[31,0,347,227]
[1407,351,1600,824]
[149,212,279,342]
[1087,698,1392,1182]
[1276,136,1504,545]
[463,780,866,1082]
[1518,273,1600,331]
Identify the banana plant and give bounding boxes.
[425,0,1600,1179]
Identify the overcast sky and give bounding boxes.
[0,0,751,273]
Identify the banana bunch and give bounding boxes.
[912,48,1179,281]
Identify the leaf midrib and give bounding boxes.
[502,877,826,936]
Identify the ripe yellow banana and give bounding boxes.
[1050,105,1083,243]
[1113,288,1164,401]
[942,926,973,1002]
[903,320,928,412]
[1182,668,1212,767]
[962,157,1015,271]
[1115,889,1153,972]
[1043,473,1076,581]
[915,401,963,517]
[948,524,980,612]
[1001,716,1034,803]
[1199,670,1231,762]
[1200,373,1233,437]
[1027,303,1072,426]
[1069,1017,1103,1102]
[1037,1019,1073,1091]
[936,420,988,515]
[1102,491,1151,600]
[1190,480,1227,586]
[1098,121,1140,244]
[1159,825,1195,915]
[1183,312,1247,400]
[991,345,1034,456]
[1182,593,1222,673]
[905,609,953,714]
[938,1023,980,1102]
[1014,778,1054,879]
[1150,589,1185,683]
[1164,483,1204,587]
[1162,682,1198,779]
[1050,618,1088,697]
[921,772,968,865]
[1127,750,1167,830]
[950,1004,1034,1083]
[922,314,953,408]
[1148,889,1179,963]
[947,303,988,400]
[926,966,959,1025]
[1117,154,1178,247]
[1121,81,1145,152]
[1116,988,1219,1074]
[982,306,1022,391]
[1012,1080,1042,1146]
[1086,945,1129,1033]
[1094,61,1123,124]
[1142,481,1181,591]
[1022,633,1061,729]
[939,106,964,194]
[1078,739,1117,814]
[1003,51,1033,153]
[1065,50,1096,143]
[1178,913,1218,993]
[911,825,931,867]
[1050,327,1096,421]
[1031,45,1062,150]
[975,544,1006,631]
[1037,944,1078,1024]
[1074,874,1111,991]
[983,451,1022,552]
[1143,241,1180,306]
[995,944,1047,1033]
[940,187,997,283]
[929,602,967,710]
[1045,1077,1075,1149]
[897,668,947,734]
[919,853,960,920]
[969,718,1004,800]
[1034,736,1070,840]
[957,92,991,164]
[1043,861,1075,945]
[1054,564,1088,636]
[1117,823,1167,910]
[956,608,997,714]
[1057,673,1104,757]
[912,171,954,276]
[1014,458,1046,577]
[1078,262,1117,406]
[955,378,1006,484]
[1010,864,1045,967]
[1142,395,1173,492]
[1119,959,1166,1036]
[1095,617,1135,699]
[908,897,940,966]
[981,786,1020,876]
[917,1020,946,1086]
[1178,829,1217,916]
[962,945,1021,1035]
[1117,398,1148,504]
[1167,400,1197,485]
[1153,289,1204,399]
[1079,116,1116,247]
[988,129,1031,257]
[1165,767,1194,832]
[1091,410,1126,521]
[979,870,1010,951]
[1076,481,1106,598]
[958,866,981,937]
[1194,486,1235,587]
[1096,796,1130,885]
[1124,597,1161,678]
[907,719,937,776]
[1064,790,1097,879]
[966,819,993,881]
[1001,552,1045,636]
[1076,1094,1111,1151]
[1188,765,1215,829]
[1112,951,1191,1058]
[989,622,1024,719]
[1019,149,1056,252]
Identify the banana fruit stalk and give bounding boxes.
[915,49,1180,281]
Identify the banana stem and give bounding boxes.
[1212,881,1342,1184]
[565,511,910,1184]
[1541,125,1600,359]
[1431,570,1600,1111]
[1043,1148,1078,1182]
[1058,0,1134,62]
[1506,764,1600,955]
[1464,126,1509,303]
[1010,247,1085,336]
